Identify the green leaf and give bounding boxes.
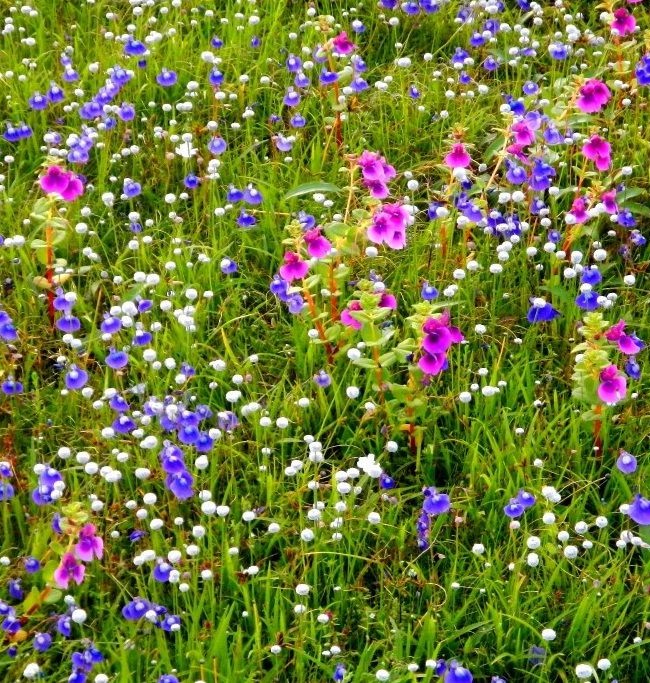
[283,182,341,201]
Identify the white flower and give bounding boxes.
[175,142,197,159]
[356,453,383,478]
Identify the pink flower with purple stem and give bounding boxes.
[576,79,611,114]
[75,524,104,562]
[597,364,627,404]
[582,135,611,171]
[39,165,84,202]
[53,552,86,589]
[279,252,309,282]
[303,228,332,258]
[443,143,471,169]
[611,8,636,36]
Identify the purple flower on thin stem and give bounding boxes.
[65,365,88,390]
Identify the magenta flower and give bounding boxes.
[576,79,611,114]
[597,364,627,404]
[39,165,84,202]
[53,552,86,589]
[605,320,645,355]
[279,252,309,282]
[341,294,397,330]
[75,524,104,562]
[367,203,409,250]
[567,196,589,224]
[601,189,618,214]
[418,350,448,375]
[443,143,471,169]
[331,31,356,55]
[303,228,332,258]
[511,120,536,147]
[357,151,387,181]
[364,178,390,199]
[611,8,636,36]
[582,135,611,171]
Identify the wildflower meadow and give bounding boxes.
[1,0,650,681]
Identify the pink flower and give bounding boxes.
[340,294,396,330]
[601,189,618,214]
[582,135,611,171]
[611,8,636,36]
[418,312,464,375]
[39,165,84,202]
[357,151,386,181]
[443,143,471,169]
[53,552,86,589]
[279,251,309,282]
[341,300,363,330]
[597,364,627,404]
[332,31,355,55]
[576,79,611,114]
[367,203,409,250]
[605,320,645,355]
[75,524,104,562]
[418,351,448,375]
[303,228,332,258]
[364,178,390,199]
[511,120,536,147]
[567,196,589,224]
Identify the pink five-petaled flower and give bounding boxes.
[597,364,627,405]
[443,143,471,169]
[39,165,84,202]
[279,251,309,282]
[576,79,611,114]
[605,320,645,355]
[582,135,611,171]
[331,31,356,55]
[53,552,86,589]
[367,203,410,250]
[611,8,637,36]
[303,228,332,258]
[75,524,104,562]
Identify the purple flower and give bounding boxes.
[527,299,560,323]
[166,469,194,500]
[422,487,451,515]
[628,494,650,525]
[445,661,473,683]
[616,450,637,474]
[65,365,88,390]
[106,348,129,369]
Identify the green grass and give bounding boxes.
[0,1,649,682]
